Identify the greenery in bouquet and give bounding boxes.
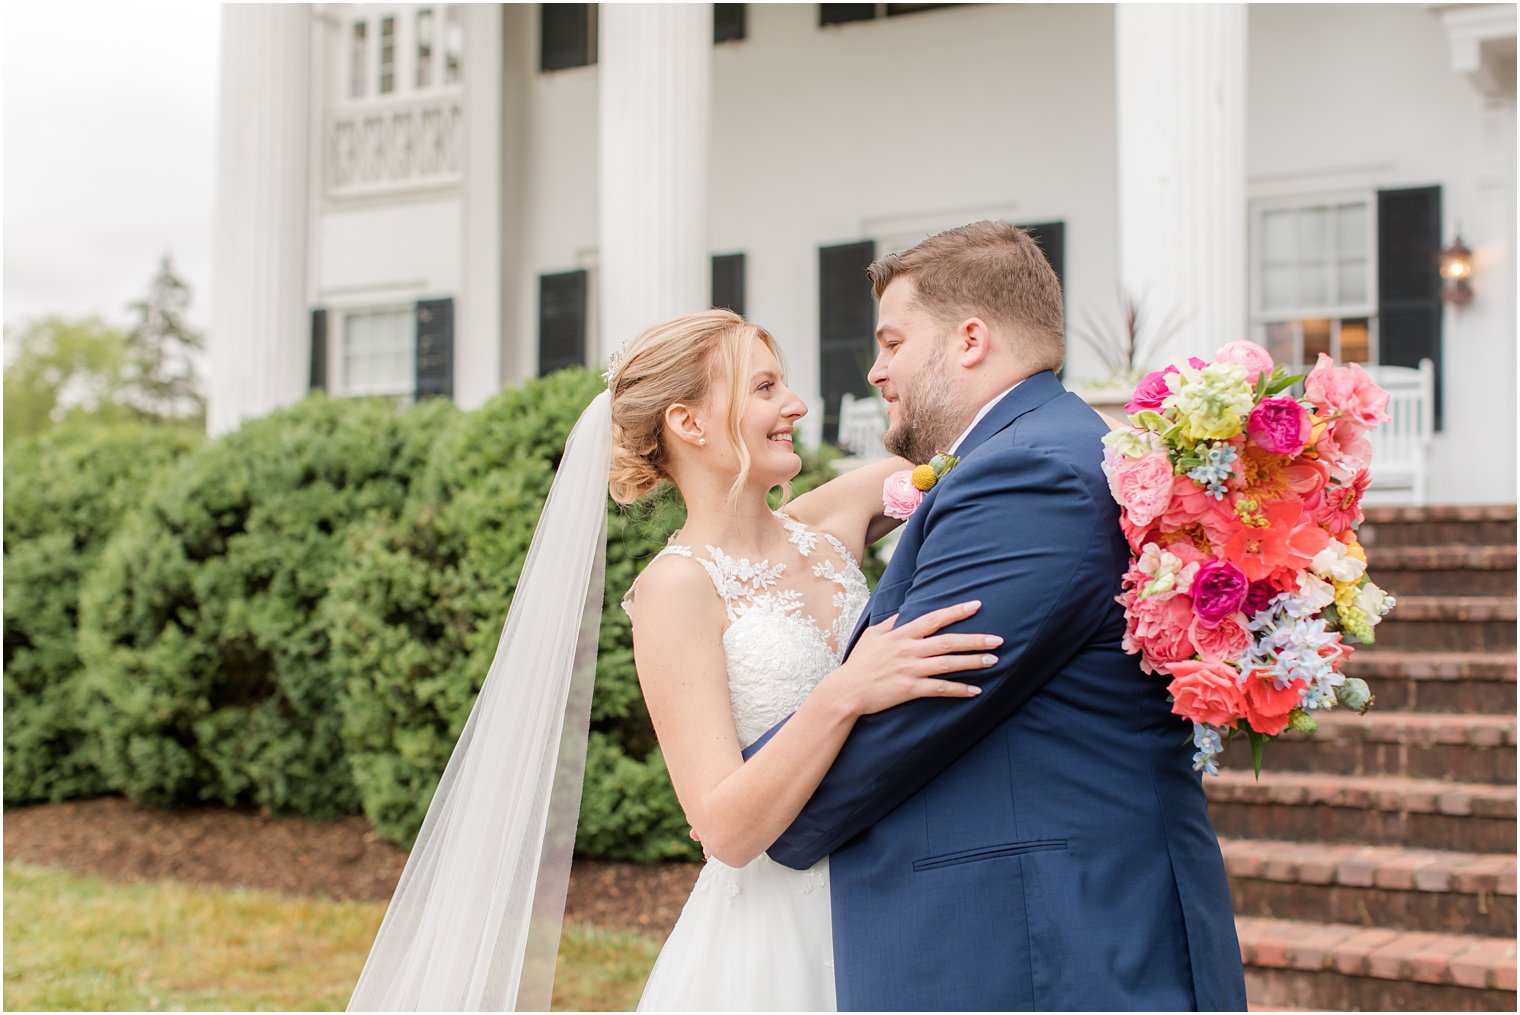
[1101,341,1397,775]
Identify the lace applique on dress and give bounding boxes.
[622,512,869,748]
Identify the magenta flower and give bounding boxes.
[1247,396,1311,456]
[1191,560,1249,626]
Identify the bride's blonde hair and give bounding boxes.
[607,309,786,505]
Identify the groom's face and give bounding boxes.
[870,279,965,463]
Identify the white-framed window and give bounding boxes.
[1250,194,1376,368]
[340,306,415,398]
[343,5,462,105]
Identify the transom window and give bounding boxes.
[1251,196,1376,367]
[345,5,461,103]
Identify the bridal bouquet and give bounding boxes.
[1102,341,1396,775]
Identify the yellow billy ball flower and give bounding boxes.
[911,464,939,492]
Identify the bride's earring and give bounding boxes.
[698,437,706,446]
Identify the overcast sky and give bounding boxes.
[3,2,220,336]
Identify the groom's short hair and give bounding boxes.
[867,220,1065,373]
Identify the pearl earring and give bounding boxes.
[698,438,706,446]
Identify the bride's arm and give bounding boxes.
[785,455,912,564]
[630,557,992,868]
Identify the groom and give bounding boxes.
[747,221,1247,1010]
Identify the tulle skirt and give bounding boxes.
[636,854,836,1011]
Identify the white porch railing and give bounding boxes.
[1362,359,1435,507]
[326,93,463,199]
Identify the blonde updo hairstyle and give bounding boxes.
[607,309,787,506]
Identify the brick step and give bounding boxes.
[1364,596,1516,652]
[1222,839,1517,936]
[1237,915,1516,1011]
[1373,545,1517,597]
[1359,504,1517,550]
[1344,651,1516,713]
[1219,712,1517,782]
[1205,773,1516,852]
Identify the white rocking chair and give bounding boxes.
[1361,359,1434,506]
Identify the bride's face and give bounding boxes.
[704,337,808,491]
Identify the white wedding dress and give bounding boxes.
[622,511,869,1012]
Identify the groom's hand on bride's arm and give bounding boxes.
[755,443,1110,870]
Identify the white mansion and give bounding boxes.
[210,3,1517,504]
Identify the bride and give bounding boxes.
[347,310,995,1012]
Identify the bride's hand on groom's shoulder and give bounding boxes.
[823,601,1000,718]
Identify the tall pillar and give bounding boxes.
[598,4,713,363]
[458,3,505,410]
[209,5,312,435]
[1116,4,1247,366]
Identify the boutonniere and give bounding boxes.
[882,452,960,520]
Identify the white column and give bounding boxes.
[1115,4,1247,367]
[598,4,713,364]
[458,3,505,410]
[209,5,312,435]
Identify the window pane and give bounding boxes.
[1339,318,1370,364]
[444,6,462,83]
[349,21,368,99]
[1262,265,1295,313]
[1264,321,1299,369]
[379,16,396,94]
[1337,258,1369,305]
[1298,206,1330,257]
[1298,263,1329,308]
[1336,202,1368,256]
[1302,318,1332,364]
[344,309,414,394]
[416,9,434,89]
[1261,209,1295,263]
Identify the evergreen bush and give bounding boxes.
[3,424,201,804]
[76,395,457,816]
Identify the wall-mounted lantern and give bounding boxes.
[1439,234,1473,306]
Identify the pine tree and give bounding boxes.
[125,255,206,423]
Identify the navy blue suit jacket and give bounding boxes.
[746,372,1246,1011]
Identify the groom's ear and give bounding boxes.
[954,317,992,369]
[664,402,706,448]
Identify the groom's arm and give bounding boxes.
[746,442,1113,870]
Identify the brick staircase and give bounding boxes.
[1214,504,1517,1011]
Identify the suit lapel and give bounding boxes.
[842,371,1068,657]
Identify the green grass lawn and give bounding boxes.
[3,862,661,1012]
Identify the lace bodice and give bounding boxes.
[623,512,870,748]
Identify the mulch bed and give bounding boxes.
[3,797,700,939]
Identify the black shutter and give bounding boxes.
[1019,221,1065,294]
[541,4,596,71]
[714,4,747,43]
[309,308,327,392]
[415,298,454,400]
[820,5,877,26]
[1377,186,1443,429]
[539,270,588,377]
[711,253,746,316]
[819,240,877,441]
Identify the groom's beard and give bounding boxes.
[882,357,967,465]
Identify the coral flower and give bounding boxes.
[1158,474,1237,550]
[1166,659,1247,727]
[1315,468,1371,535]
[1221,499,1332,582]
[1241,671,1306,736]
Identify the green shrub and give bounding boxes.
[76,395,457,817]
[3,424,201,804]
[329,368,860,859]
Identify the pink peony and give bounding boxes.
[1314,419,1373,484]
[1215,340,1275,385]
[1113,451,1176,529]
[1120,589,1196,675]
[1247,396,1311,456]
[1156,474,1237,552]
[1191,560,1250,625]
[1304,354,1392,427]
[1241,671,1306,736]
[882,470,923,520]
[1125,368,1175,415]
[1166,660,1247,727]
[1190,613,1250,663]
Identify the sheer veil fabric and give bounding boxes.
[348,391,611,1011]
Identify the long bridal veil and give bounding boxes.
[348,391,612,1012]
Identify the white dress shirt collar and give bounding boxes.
[947,379,1023,456]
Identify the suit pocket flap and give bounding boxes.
[912,838,1067,872]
